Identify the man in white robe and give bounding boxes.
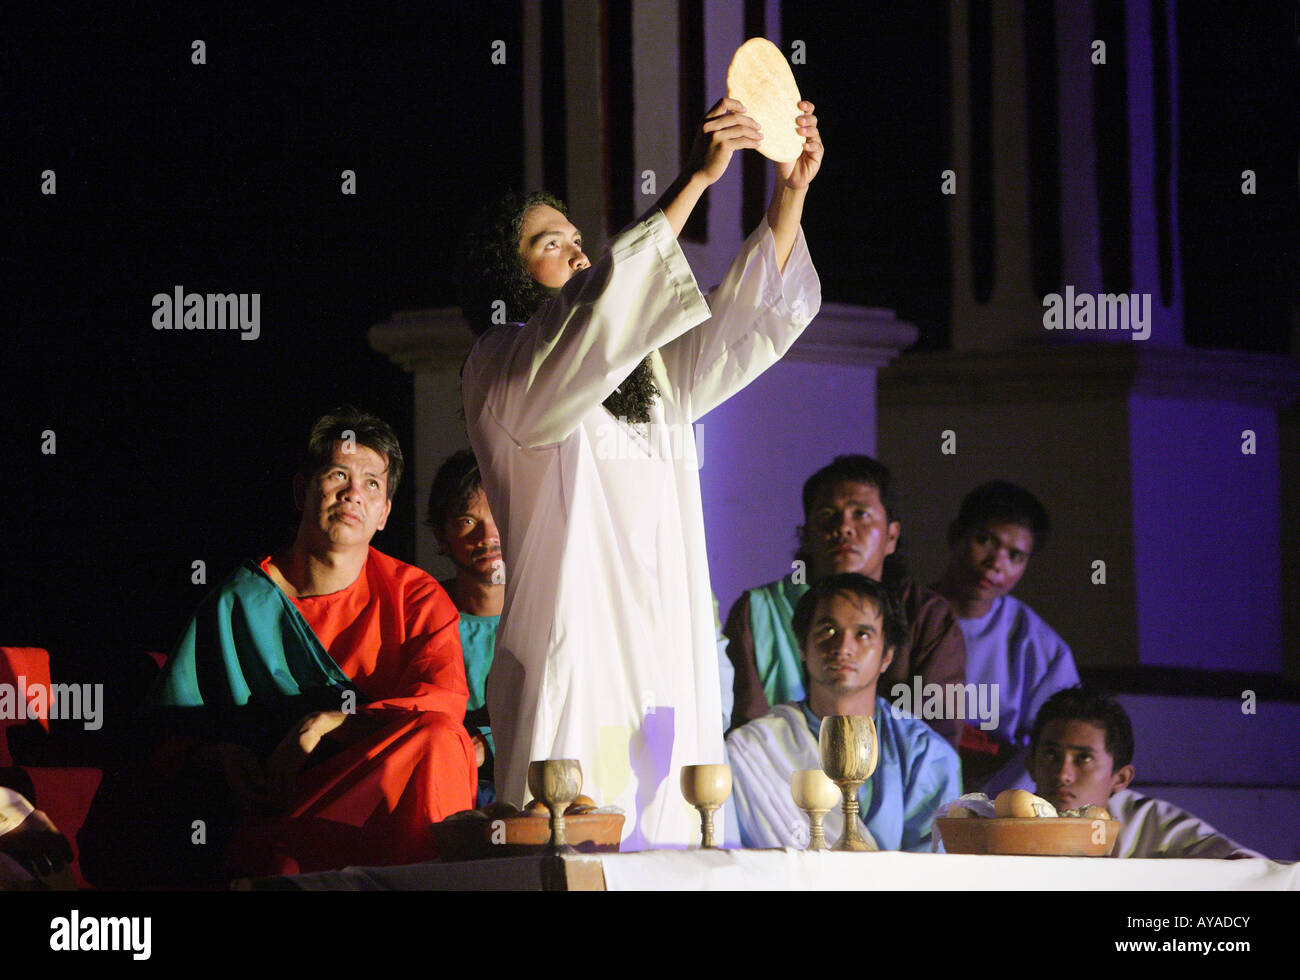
[727,574,961,851]
[461,99,823,846]
[1028,686,1265,859]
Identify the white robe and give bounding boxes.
[462,210,820,847]
[726,700,962,852]
[1109,789,1265,859]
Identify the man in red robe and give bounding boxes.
[145,407,476,879]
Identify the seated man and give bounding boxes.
[725,455,966,746]
[1028,686,1265,859]
[143,407,476,879]
[426,448,503,806]
[727,573,961,851]
[935,482,1079,793]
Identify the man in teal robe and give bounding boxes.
[80,408,474,885]
[725,455,966,745]
[427,449,504,806]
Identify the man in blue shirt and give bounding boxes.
[727,573,961,851]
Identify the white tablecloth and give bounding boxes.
[594,848,1299,891]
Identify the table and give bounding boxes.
[248,848,1299,891]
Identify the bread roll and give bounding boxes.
[993,789,1057,818]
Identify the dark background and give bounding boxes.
[4,1,1295,656]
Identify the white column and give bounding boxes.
[564,1,609,245]
[368,309,475,578]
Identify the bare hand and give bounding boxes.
[775,101,823,189]
[470,732,487,768]
[263,711,349,804]
[686,97,764,186]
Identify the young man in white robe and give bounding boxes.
[460,98,823,847]
[936,482,1079,794]
[726,574,961,851]
[1027,686,1265,859]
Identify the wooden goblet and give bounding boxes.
[527,759,583,854]
[790,767,841,851]
[817,715,879,852]
[680,764,732,848]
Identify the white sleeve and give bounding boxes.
[0,787,34,837]
[659,219,820,421]
[463,211,711,448]
[1115,791,1266,859]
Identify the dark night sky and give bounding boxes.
[4,2,1295,658]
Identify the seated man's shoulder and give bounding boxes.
[726,703,806,750]
[198,560,282,612]
[891,702,958,750]
[365,548,449,605]
[748,575,798,600]
[882,699,961,769]
[1110,788,1263,859]
[905,579,958,626]
[1110,787,1201,827]
[1000,594,1071,653]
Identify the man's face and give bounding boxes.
[1030,719,1134,810]
[802,480,900,580]
[298,442,392,548]
[948,520,1034,605]
[518,204,589,288]
[801,592,895,700]
[436,488,504,585]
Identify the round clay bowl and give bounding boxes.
[937,817,1121,856]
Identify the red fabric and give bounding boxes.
[267,549,469,717]
[1,648,53,764]
[958,722,1004,756]
[230,549,475,876]
[26,766,103,890]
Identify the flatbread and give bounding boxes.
[725,37,804,163]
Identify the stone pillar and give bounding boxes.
[948,0,1039,348]
[1055,0,1103,298]
[368,309,475,579]
[631,0,681,223]
[1123,0,1183,346]
[562,1,609,246]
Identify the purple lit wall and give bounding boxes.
[1128,394,1282,670]
[698,358,877,617]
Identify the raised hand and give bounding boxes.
[686,97,764,186]
[775,101,823,189]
